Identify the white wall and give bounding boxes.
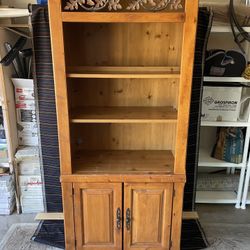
[2,0,36,8]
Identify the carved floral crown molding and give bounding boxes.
[64,0,184,12]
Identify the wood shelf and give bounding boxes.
[70,106,177,123]
[73,150,174,174]
[198,148,243,168]
[201,120,250,127]
[204,76,250,83]
[67,66,180,79]
[62,12,185,23]
[0,24,30,28]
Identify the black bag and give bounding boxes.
[205,49,247,77]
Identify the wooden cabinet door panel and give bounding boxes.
[73,183,122,250]
[124,183,173,250]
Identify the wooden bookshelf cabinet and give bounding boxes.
[48,0,198,249]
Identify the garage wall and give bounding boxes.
[1,0,36,8]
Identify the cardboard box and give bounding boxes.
[0,175,15,215]
[17,122,38,146]
[12,79,38,146]
[15,100,37,123]
[18,175,42,187]
[16,147,41,175]
[19,162,41,175]
[201,86,243,122]
[0,143,8,159]
[20,186,43,196]
[0,175,13,187]
[15,146,40,160]
[19,175,43,199]
[20,195,44,213]
[0,196,15,209]
[12,78,35,101]
[0,185,15,197]
[0,202,15,215]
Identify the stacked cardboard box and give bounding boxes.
[12,79,38,146]
[0,175,15,215]
[0,107,8,166]
[0,107,15,214]
[16,146,44,213]
[12,79,44,213]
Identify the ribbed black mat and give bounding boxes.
[33,219,208,249]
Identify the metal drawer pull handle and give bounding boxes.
[116,208,121,230]
[126,208,131,231]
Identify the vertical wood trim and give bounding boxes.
[114,183,123,250]
[62,182,75,249]
[123,183,131,250]
[73,183,82,248]
[48,0,72,174]
[171,182,184,250]
[174,0,199,174]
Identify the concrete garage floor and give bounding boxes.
[197,204,250,224]
[0,213,36,241]
[1,205,250,247]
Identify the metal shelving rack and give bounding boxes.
[197,118,250,207]
[196,24,250,208]
[0,9,30,213]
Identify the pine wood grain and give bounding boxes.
[124,183,173,250]
[71,106,177,123]
[71,123,176,151]
[61,182,75,249]
[61,174,186,183]
[67,66,180,79]
[174,0,199,174]
[73,183,122,249]
[48,0,72,174]
[35,211,199,221]
[171,182,185,250]
[49,0,199,248]
[62,12,185,23]
[73,150,174,174]
[64,23,183,67]
[69,78,179,109]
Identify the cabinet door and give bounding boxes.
[74,183,122,250]
[124,183,173,250]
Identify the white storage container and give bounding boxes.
[201,86,243,122]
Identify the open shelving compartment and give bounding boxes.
[63,21,183,175]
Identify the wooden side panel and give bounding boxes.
[0,29,19,170]
[174,0,199,174]
[171,182,185,250]
[73,183,122,250]
[48,0,72,174]
[124,183,173,250]
[62,182,76,250]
